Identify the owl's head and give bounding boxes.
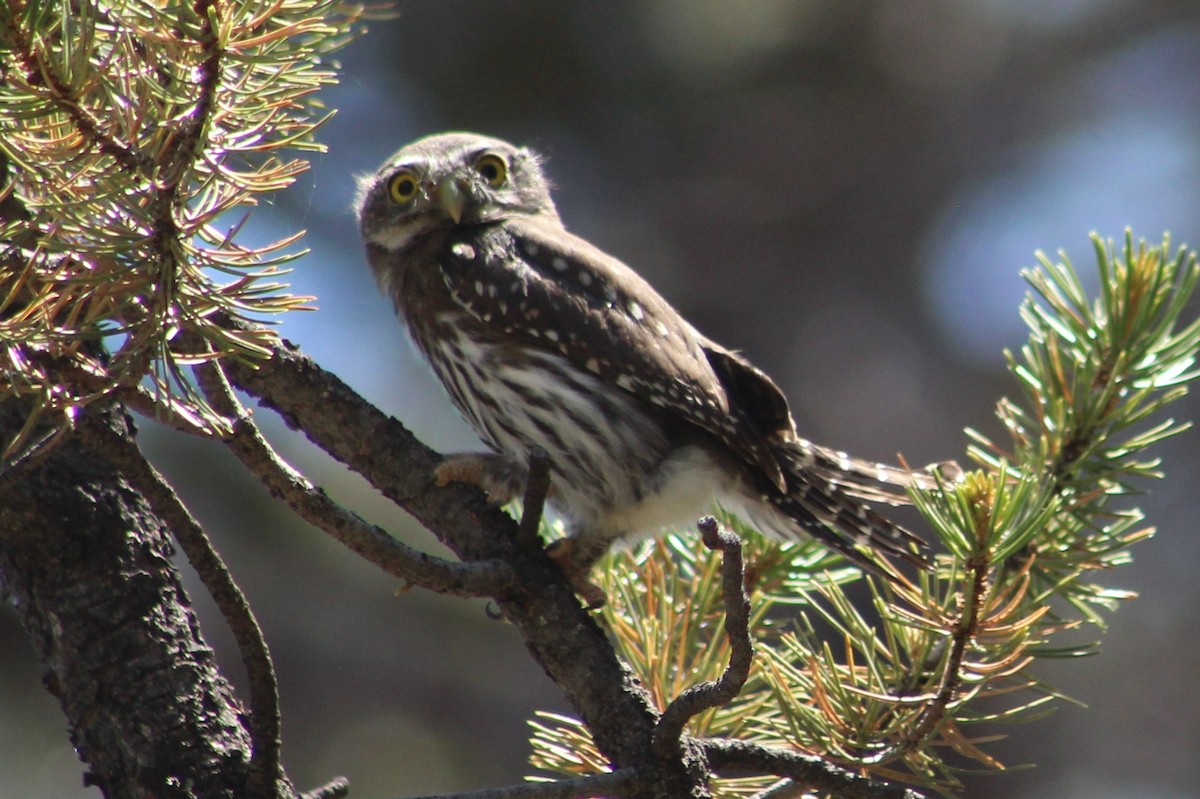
[355,132,560,255]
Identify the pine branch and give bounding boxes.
[193,352,517,599]
[700,739,921,799]
[0,0,368,455]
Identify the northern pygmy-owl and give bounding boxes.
[356,132,937,607]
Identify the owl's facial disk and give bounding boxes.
[356,133,559,255]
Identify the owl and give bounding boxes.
[355,132,939,607]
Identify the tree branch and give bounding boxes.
[0,403,255,798]
[701,739,924,799]
[223,334,712,797]
[654,516,753,756]
[194,356,517,599]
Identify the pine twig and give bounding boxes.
[891,544,990,759]
[701,739,924,799]
[518,448,551,548]
[653,516,753,756]
[193,357,517,599]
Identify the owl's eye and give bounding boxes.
[474,153,508,188]
[388,170,420,204]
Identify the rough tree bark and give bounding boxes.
[0,403,254,799]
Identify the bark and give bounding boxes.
[0,403,253,799]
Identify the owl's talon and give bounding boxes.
[433,457,479,488]
[434,454,517,505]
[546,538,608,609]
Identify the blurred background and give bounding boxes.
[4,1,1200,796]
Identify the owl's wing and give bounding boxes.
[437,215,790,491]
[705,339,935,503]
[701,345,795,440]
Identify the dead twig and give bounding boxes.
[653,516,753,756]
[518,447,551,548]
[701,738,924,799]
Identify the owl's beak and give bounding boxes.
[435,178,466,224]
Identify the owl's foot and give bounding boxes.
[545,538,607,610]
[434,453,523,506]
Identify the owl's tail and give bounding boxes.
[796,440,961,503]
[744,440,959,580]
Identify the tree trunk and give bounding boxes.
[0,404,252,799]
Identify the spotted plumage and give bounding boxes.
[356,132,942,606]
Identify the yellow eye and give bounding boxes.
[474,153,508,188]
[388,170,420,204]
